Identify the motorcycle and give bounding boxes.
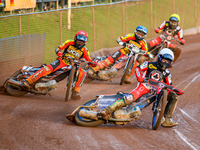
[4,57,89,101]
[148,31,182,58]
[120,41,154,85]
[66,79,184,130]
[85,55,128,81]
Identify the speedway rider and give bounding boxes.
[90,26,149,84]
[100,48,184,127]
[20,30,97,100]
[148,14,185,63]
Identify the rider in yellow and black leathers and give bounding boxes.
[21,30,97,100]
[91,26,149,84]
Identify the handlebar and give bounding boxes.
[147,79,184,95]
[161,31,181,43]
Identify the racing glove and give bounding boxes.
[57,51,63,57]
[174,89,184,95]
[155,28,162,34]
[119,41,126,47]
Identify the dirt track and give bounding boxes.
[0,34,200,150]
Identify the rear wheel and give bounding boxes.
[65,66,76,101]
[5,70,27,96]
[152,89,167,130]
[120,56,135,85]
[74,99,105,127]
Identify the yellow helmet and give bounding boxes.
[169,14,180,29]
[169,14,180,22]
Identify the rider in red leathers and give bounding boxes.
[148,14,185,63]
[21,30,97,100]
[100,48,183,127]
[91,26,149,84]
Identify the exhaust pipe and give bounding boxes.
[79,109,98,120]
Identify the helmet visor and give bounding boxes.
[170,17,179,22]
[162,54,173,61]
[77,34,88,42]
[135,31,146,38]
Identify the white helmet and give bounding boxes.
[158,48,174,69]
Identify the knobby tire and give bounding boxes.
[74,99,105,127]
[120,55,135,85]
[5,70,28,96]
[152,89,167,130]
[65,66,76,101]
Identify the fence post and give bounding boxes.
[19,15,21,35]
[173,0,175,13]
[122,2,125,35]
[68,0,71,29]
[60,11,62,44]
[194,0,197,27]
[92,6,96,52]
[150,0,153,38]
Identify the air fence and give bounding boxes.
[0,0,199,85]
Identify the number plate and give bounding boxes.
[129,40,141,49]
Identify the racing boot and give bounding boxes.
[91,56,114,72]
[71,88,81,100]
[161,92,178,127]
[161,117,178,127]
[124,78,132,84]
[99,93,134,119]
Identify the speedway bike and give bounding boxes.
[149,31,182,59]
[4,56,89,101]
[66,79,184,130]
[120,41,153,85]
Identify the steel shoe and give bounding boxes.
[124,78,132,84]
[71,91,81,100]
[161,117,178,127]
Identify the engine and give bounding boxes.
[35,80,58,91]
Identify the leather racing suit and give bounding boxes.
[25,40,94,93]
[148,21,185,62]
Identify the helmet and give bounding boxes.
[74,30,88,49]
[134,26,147,40]
[158,48,174,69]
[169,14,180,29]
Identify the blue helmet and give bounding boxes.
[134,26,148,40]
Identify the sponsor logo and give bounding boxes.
[129,40,141,48]
[149,64,157,69]
[67,48,81,58]
[32,69,43,79]
[149,70,163,81]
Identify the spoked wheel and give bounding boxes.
[5,70,28,96]
[120,55,135,85]
[74,99,105,127]
[65,66,76,101]
[152,89,167,130]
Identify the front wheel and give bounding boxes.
[120,55,135,85]
[5,70,28,96]
[65,66,76,101]
[152,89,167,130]
[74,99,105,127]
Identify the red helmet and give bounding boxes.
[74,30,88,49]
